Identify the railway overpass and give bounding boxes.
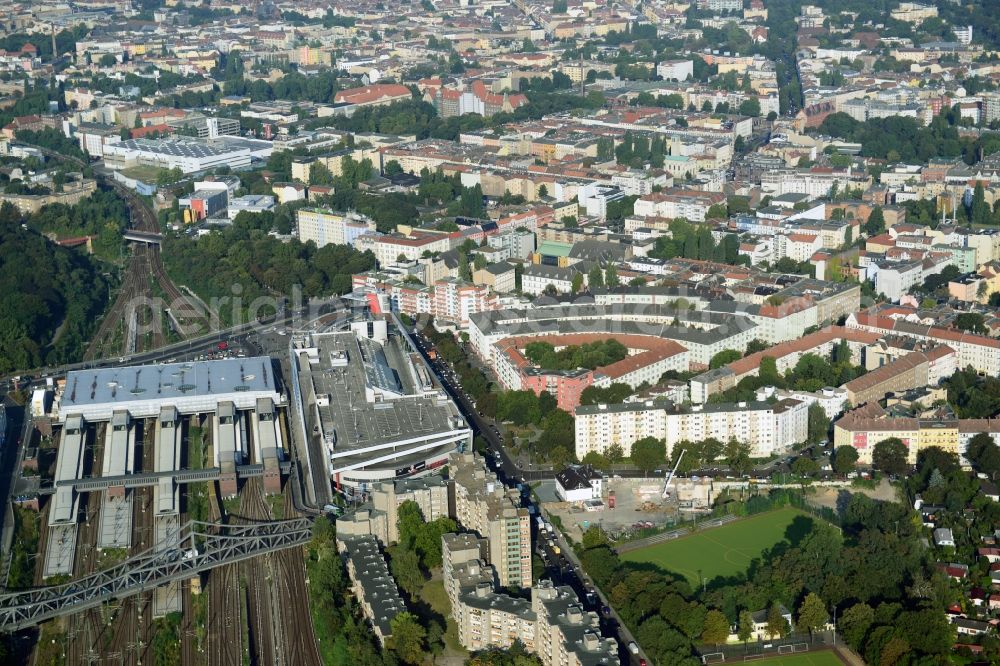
[36,461,293,495]
[123,229,163,244]
[0,517,313,631]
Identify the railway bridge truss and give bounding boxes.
[0,518,313,631]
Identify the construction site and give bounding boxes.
[539,473,716,542]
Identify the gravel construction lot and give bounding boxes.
[537,476,686,541]
[805,478,898,512]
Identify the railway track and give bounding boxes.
[275,490,322,666]
[205,480,242,666]
[240,477,277,666]
[64,424,108,665]
[20,143,210,359]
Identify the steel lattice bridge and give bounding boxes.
[0,518,313,631]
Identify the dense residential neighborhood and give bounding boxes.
[7,0,1000,664]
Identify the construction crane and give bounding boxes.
[662,449,685,499]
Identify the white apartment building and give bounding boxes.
[296,208,377,249]
[633,190,726,222]
[872,260,923,302]
[532,582,619,666]
[760,169,869,199]
[578,183,626,220]
[775,232,822,263]
[847,311,1000,376]
[487,230,536,261]
[756,385,849,420]
[520,265,580,296]
[574,398,808,460]
[432,278,498,328]
[357,231,456,267]
[656,59,694,81]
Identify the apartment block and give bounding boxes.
[443,533,537,652]
[450,452,532,590]
[574,398,808,460]
[843,347,955,406]
[339,535,407,646]
[532,581,619,666]
[336,474,451,545]
[834,403,1000,466]
[442,534,618,664]
[848,310,1000,376]
[295,208,377,249]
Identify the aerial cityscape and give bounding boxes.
[4,0,1000,665]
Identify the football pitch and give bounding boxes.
[736,651,845,666]
[621,507,815,584]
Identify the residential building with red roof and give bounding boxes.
[334,84,412,109]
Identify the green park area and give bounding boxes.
[621,508,814,585]
[739,650,845,666]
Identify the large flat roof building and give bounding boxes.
[290,318,471,491]
[58,357,282,422]
[103,137,253,173]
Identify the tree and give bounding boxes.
[872,437,908,475]
[397,501,424,550]
[839,603,874,649]
[607,443,625,464]
[388,547,424,595]
[605,263,619,287]
[792,456,819,478]
[309,161,334,186]
[796,593,829,635]
[388,612,427,664]
[738,98,761,117]
[581,526,610,550]
[955,312,988,335]
[709,349,741,369]
[864,206,885,236]
[766,604,790,639]
[833,445,859,476]
[706,203,728,219]
[571,272,584,293]
[701,610,731,645]
[538,184,548,198]
[807,403,828,444]
[384,160,404,176]
[971,182,990,226]
[724,439,752,475]
[587,265,604,288]
[631,437,666,475]
[738,610,754,644]
[967,432,1000,479]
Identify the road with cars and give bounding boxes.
[408,329,648,663]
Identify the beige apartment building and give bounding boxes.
[442,534,618,664]
[450,452,532,589]
[443,533,537,652]
[336,474,451,545]
[533,581,619,666]
[339,535,407,646]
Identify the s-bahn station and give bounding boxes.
[44,357,286,597]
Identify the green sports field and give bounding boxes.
[736,651,845,666]
[621,507,816,585]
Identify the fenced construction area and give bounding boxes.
[619,507,814,585]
